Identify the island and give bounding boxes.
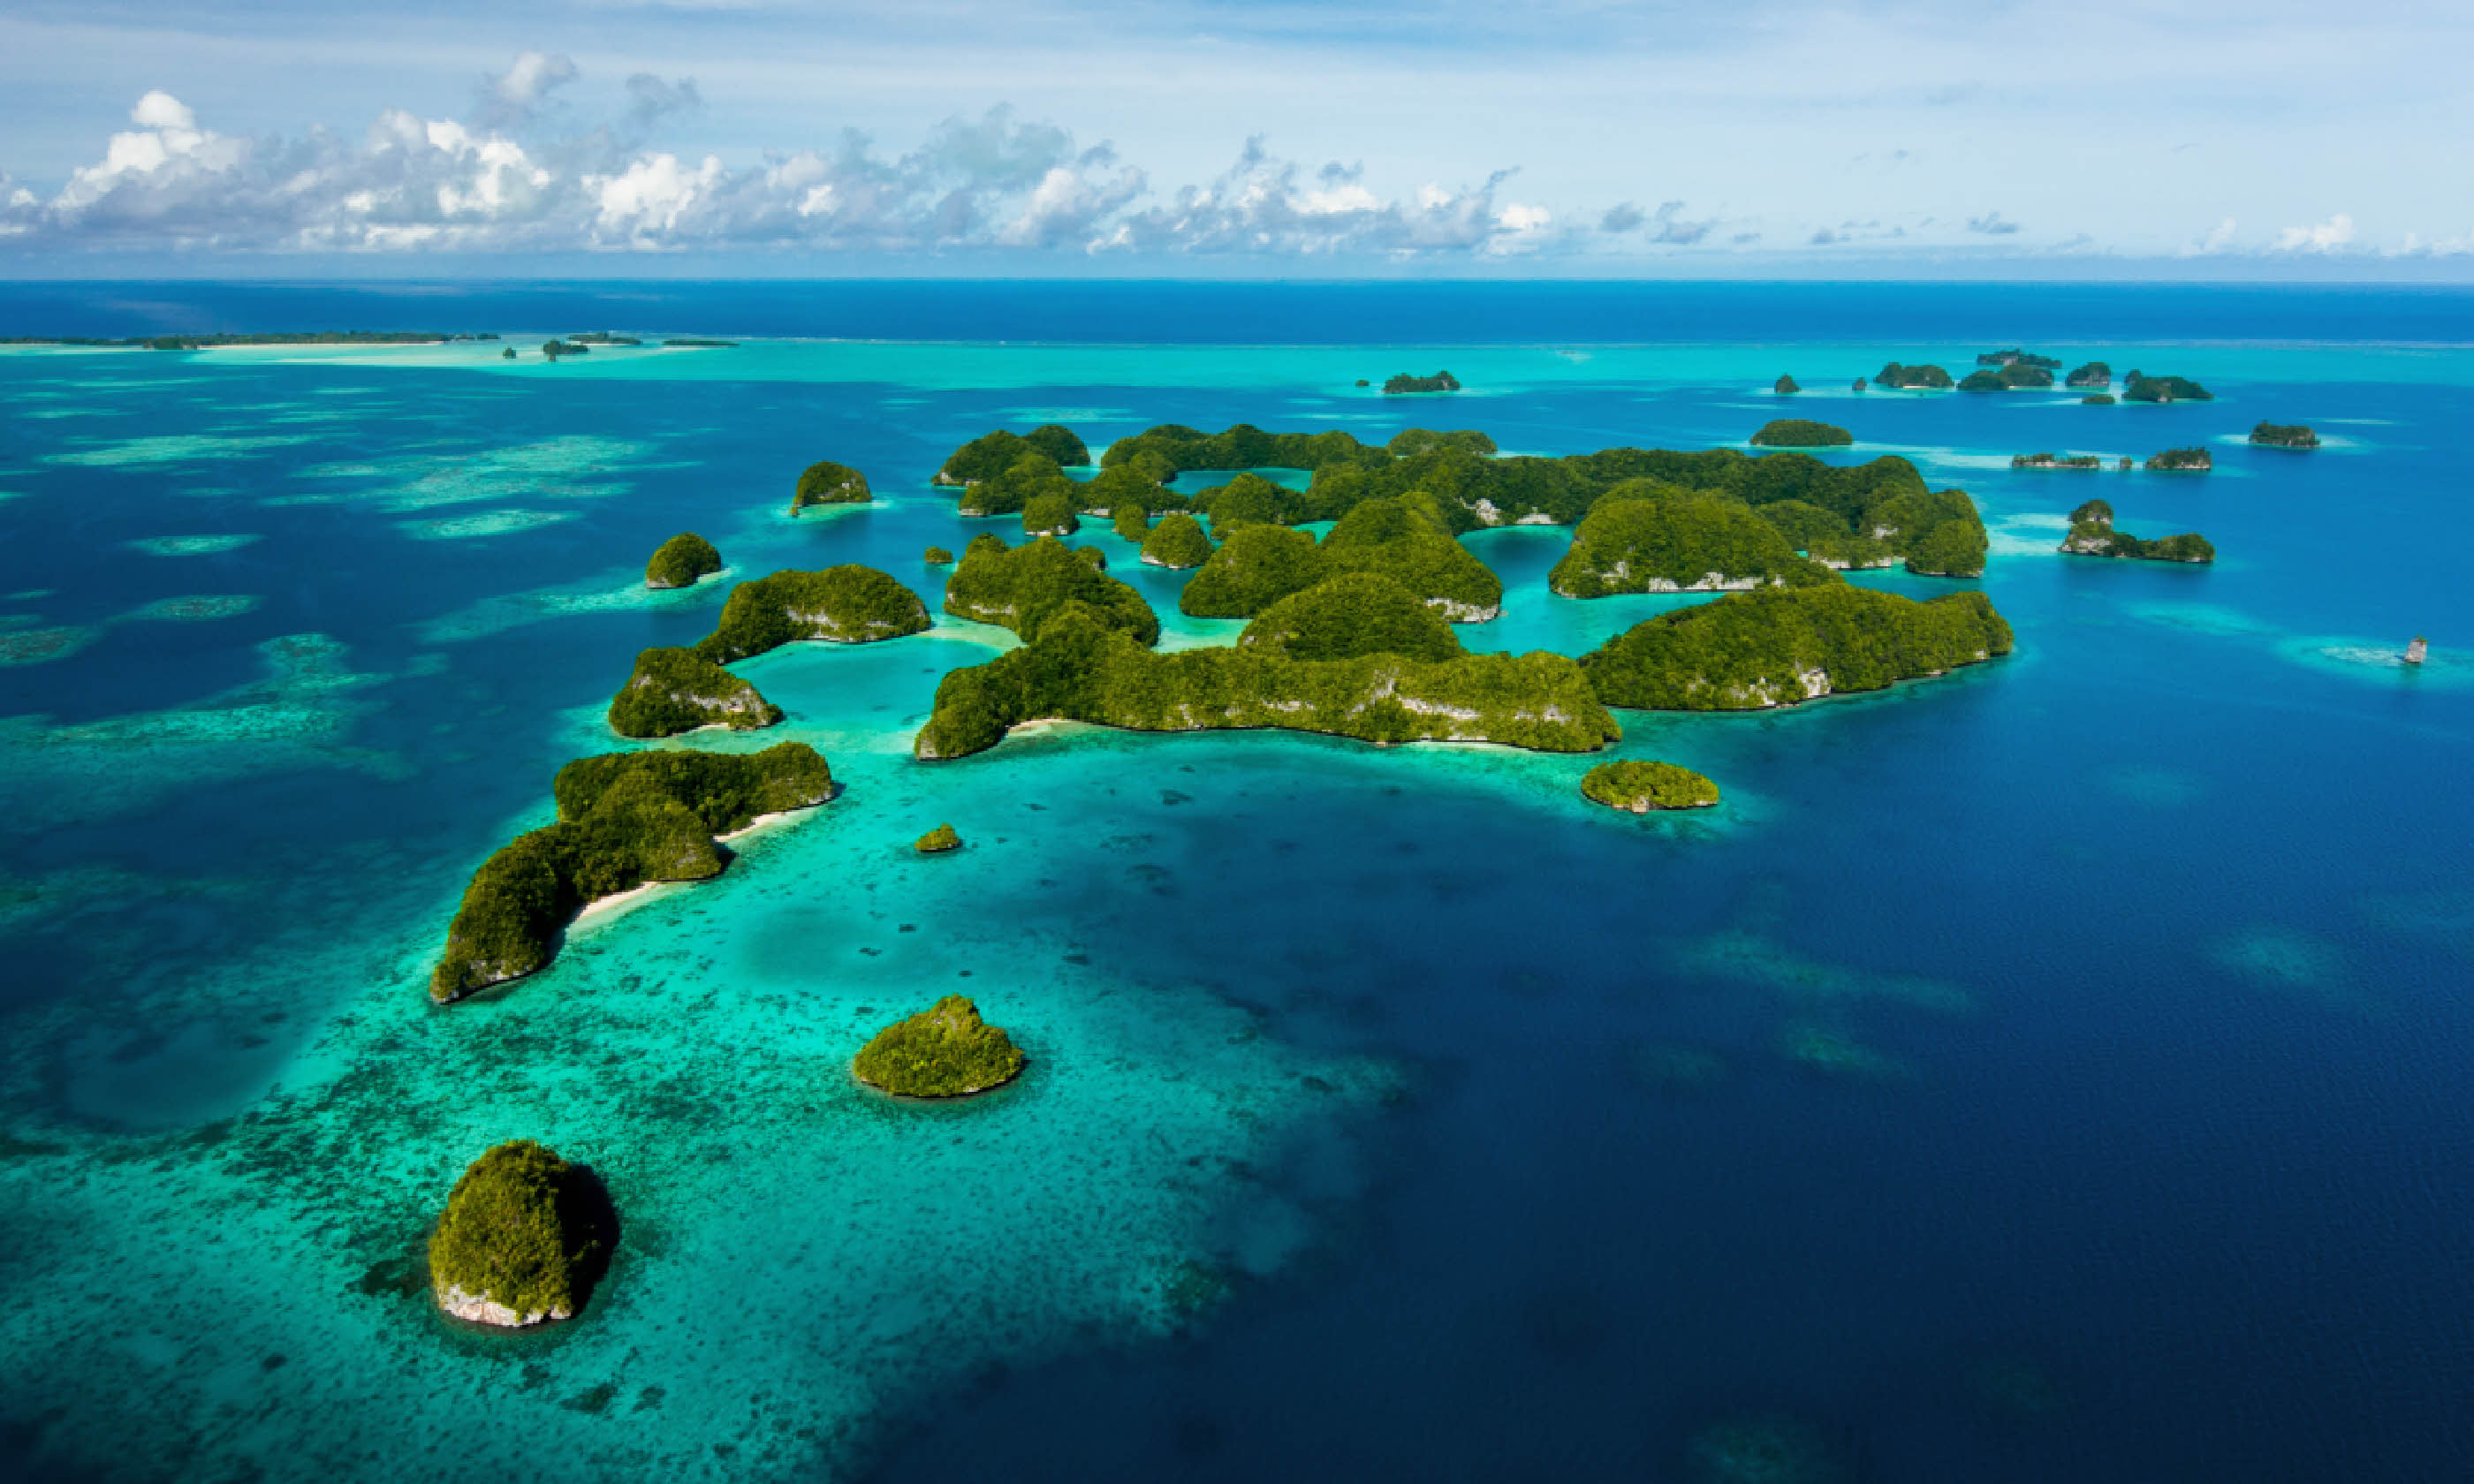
[1579,584,2014,710]
[2059,500,2214,563]
[663,337,738,348]
[429,743,837,1002]
[541,340,589,360]
[1851,378,1868,392]
[1022,490,1081,537]
[429,1140,608,1328]
[790,459,872,512]
[2144,447,2213,472]
[2010,453,2104,470]
[645,532,722,589]
[1550,482,1829,597]
[2250,422,2319,449]
[501,347,516,360]
[914,602,1617,760]
[949,450,1077,517]
[925,546,954,565]
[693,565,932,661]
[2065,361,2113,389]
[1874,362,1954,390]
[1979,349,2063,369]
[1750,499,1847,553]
[915,823,962,854]
[2122,370,2213,404]
[565,332,641,346]
[2082,393,2117,405]
[1112,504,1150,541]
[1140,511,1214,569]
[607,646,783,738]
[945,534,1161,643]
[1180,495,1505,621]
[1959,364,2054,391]
[1103,422,1396,481]
[1582,759,1720,812]
[1239,572,1464,662]
[854,996,1027,1098]
[1749,420,1853,448]
[1774,375,1801,395]
[1384,370,1462,394]
[935,425,1091,487]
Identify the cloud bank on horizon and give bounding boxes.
[0,0,2468,269]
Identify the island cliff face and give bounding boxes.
[694,566,932,661]
[1579,585,2014,711]
[607,647,783,738]
[2058,500,2214,563]
[429,1140,603,1328]
[789,460,871,512]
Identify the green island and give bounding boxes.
[2250,422,2320,449]
[1384,370,1462,394]
[2059,500,2214,563]
[429,1140,608,1328]
[2144,447,2213,472]
[693,565,932,661]
[1979,349,2063,369]
[2082,393,2117,405]
[1875,362,1954,390]
[565,332,641,346]
[1580,584,2014,711]
[934,425,1091,486]
[945,534,1161,643]
[2010,453,2104,471]
[1582,759,1720,812]
[430,743,836,1002]
[2122,370,2213,403]
[1749,419,1852,447]
[644,532,722,589]
[1239,572,1464,662]
[1181,495,1506,621]
[853,996,1027,1098]
[914,602,1617,760]
[2066,361,2113,389]
[790,459,872,512]
[915,822,962,853]
[541,340,589,360]
[1774,375,1801,395]
[1022,490,1081,537]
[1550,482,1830,597]
[1959,363,2054,391]
[1139,511,1214,569]
[925,545,954,565]
[948,450,1076,517]
[1104,422,1406,481]
[663,337,738,348]
[1112,504,1150,541]
[608,647,784,738]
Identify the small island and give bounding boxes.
[2082,393,2117,405]
[645,532,722,589]
[2066,361,2113,389]
[935,425,1091,487]
[1140,511,1214,569]
[694,565,932,661]
[1874,362,1954,390]
[1851,378,1868,392]
[2144,447,2213,472]
[946,534,1161,642]
[541,340,589,360]
[925,546,954,565]
[2059,500,2214,563]
[1112,504,1150,541]
[1551,482,1828,598]
[429,1140,608,1328]
[1749,420,1852,448]
[790,459,872,512]
[2010,453,2104,471]
[2122,370,2213,404]
[1959,363,2054,391]
[1979,349,2062,369]
[1240,572,1463,662]
[854,996,1026,1097]
[1582,760,1720,812]
[1022,490,1081,537]
[1579,584,2014,711]
[607,646,783,738]
[914,823,962,854]
[1383,370,1462,395]
[663,337,738,348]
[1774,375,1801,395]
[2250,422,2319,449]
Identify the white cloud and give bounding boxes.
[2181,216,2239,255]
[2273,213,2355,253]
[131,92,196,132]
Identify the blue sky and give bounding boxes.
[0,0,2466,276]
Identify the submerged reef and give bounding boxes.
[429,1140,607,1328]
[854,996,1027,1098]
[2250,421,2320,449]
[1383,370,1462,394]
[914,822,962,853]
[1581,584,2014,711]
[429,743,835,1002]
[1874,362,1954,390]
[607,646,784,738]
[694,565,932,662]
[644,532,721,589]
[945,534,1161,643]
[1582,759,1720,812]
[2122,370,2213,404]
[1749,419,1852,448]
[789,460,872,512]
[1139,511,1215,569]
[1181,496,1505,621]
[934,425,1091,487]
[2144,447,2214,472]
[1550,482,1829,597]
[2060,501,2215,562]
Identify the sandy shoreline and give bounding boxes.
[572,806,813,928]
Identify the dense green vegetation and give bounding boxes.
[1875,362,1954,390]
[2011,453,2103,470]
[1101,423,1393,480]
[1808,533,1893,570]
[1979,349,2062,369]
[2060,504,2214,563]
[1384,370,1462,394]
[1180,496,1505,619]
[1139,511,1214,569]
[1749,420,1852,447]
[1959,364,2055,391]
[2122,371,2213,403]
[949,451,1073,517]
[1869,485,1989,576]
[2144,447,2213,472]
[428,1140,599,1324]
[645,532,722,588]
[925,546,954,565]
[1582,760,1721,811]
[915,823,962,853]
[1388,428,1499,458]
[693,566,931,661]
[607,647,783,738]
[790,459,872,511]
[945,534,1161,643]
[1752,499,1849,552]
[1022,490,1081,537]
[1112,503,1150,541]
[1551,482,1828,597]
[853,996,1026,1097]
[2250,422,2320,448]
[431,744,835,1001]
[914,604,1617,759]
[2081,393,2117,405]
[2071,499,2114,526]
[1580,585,2014,711]
[937,425,1090,485]
[2066,361,2113,388]
[565,333,640,346]
[1774,375,1801,394]
[1238,573,1465,662]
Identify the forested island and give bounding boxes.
[608,647,783,738]
[1959,364,2054,391]
[695,565,932,660]
[2144,447,2213,472]
[2066,361,2113,389]
[1180,496,1505,620]
[2010,453,2104,470]
[854,997,1026,1097]
[2082,393,2117,405]
[915,823,962,854]
[1979,350,2062,368]
[1580,585,2014,710]
[1550,483,1830,596]
[2059,500,2215,563]
[1140,512,1214,569]
[2122,371,2213,403]
[1749,420,1852,448]
[1774,375,1801,395]
[945,535,1160,642]
[430,745,837,1002]
[1384,370,1462,394]
[935,425,1091,486]
[429,1140,609,1327]
[1582,760,1720,812]
[1875,363,1955,390]
[645,532,722,588]
[2250,422,2319,449]
[790,459,872,511]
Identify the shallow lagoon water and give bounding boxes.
[1,284,2471,1481]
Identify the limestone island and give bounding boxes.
[1551,483,1832,597]
[645,532,721,589]
[854,996,1027,1098]
[2144,447,2213,473]
[1874,362,1954,390]
[1141,511,1214,569]
[1384,370,1462,394]
[2081,393,2117,405]
[1749,419,1852,448]
[2122,371,2213,404]
[1181,495,1505,621]
[694,565,932,662]
[1582,759,1720,812]
[1580,585,2013,710]
[2010,453,2104,471]
[430,744,836,1003]
[608,646,783,738]
[1112,504,1150,541]
[1979,349,2062,369]
[915,822,962,853]
[925,545,954,565]
[2059,500,2214,563]
[1022,490,1081,537]
[1851,378,1868,392]
[541,340,588,360]
[790,459,871,512]
[2250,422,2319,449]
[1959,363,2054,391]
[1774,375,1801,395]
[945,534,1162,643]
[934,425,1091,488]
[2066,361,2113,389]
[429,1140,610,1328]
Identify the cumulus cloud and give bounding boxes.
[2273,213,2355,253]
[1966,210,2020,235]
[1097,138,1532,256]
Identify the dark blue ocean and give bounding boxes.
[0,281,2468,1483]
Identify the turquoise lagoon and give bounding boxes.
[1,283,2470,1481]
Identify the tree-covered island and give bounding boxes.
[1384,370,1462,394]
[1139,511,1215,569]
[608,647,784,738]
[1959,363,2055,391]
[645,532,722,588]
[2010,453,2105,470]
[2066,361,2113,389]
[945,534,1162,643]
[1979,350,2063,369]
[934,425,1091,487]
[854,996,1027,1097]
[789,459,871,512]
[2249,422,2320,449]
[1582,760,1721,812]
[2122,371,2213,403]
[2144,447,2213,472]
[2059,499,2214,562]
[1774,375,1801,395]
[429,1140,610,1328]
[1580,585,2013,710]
[1874,362,1955,390]
[693,565,932,662]
[915,823,962,853]
[1022,490,1081,537]
[1549,483,1833,597]
[1180,495,1506,621]
[1749,420,1853,447]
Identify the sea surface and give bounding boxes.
[0,280,2470,1482]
